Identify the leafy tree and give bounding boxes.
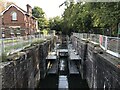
[32,6,44,18]
[32,6,49,30]
[49,16,63,32]
[62,2,120,36]
[0,0,15,12]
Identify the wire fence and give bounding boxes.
[73,33,120,58]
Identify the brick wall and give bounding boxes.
[2,4,37,37]
[3,6,25,27]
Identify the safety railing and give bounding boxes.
[0,34,53,57]
[99,35,120,58]
[73,33,120,58]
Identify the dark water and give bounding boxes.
[59,57,68,75]
[37,43,89,90]
[38,57,89,90]
[68,74,89,89]
[38,74,58,89]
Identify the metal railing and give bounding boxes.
[0,34,53,57]
[73,33,120,58]
[100,35,120,58]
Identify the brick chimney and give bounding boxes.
[26,4,32,16]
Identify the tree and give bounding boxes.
[49,16,63,32]
[32,6,49,29]
[62,2,120,36]
[32,6,44,18]
[0,0,15,12]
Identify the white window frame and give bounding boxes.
[11,11,17,21]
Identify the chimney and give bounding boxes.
[26,4,32,16]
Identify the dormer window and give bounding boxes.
[11,11,17,20]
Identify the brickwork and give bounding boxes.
[1,4,37,37]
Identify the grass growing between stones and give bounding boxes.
[1,38,50,62]
[0,53,8,62]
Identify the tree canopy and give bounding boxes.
[32,1,120,36]
[49,16,63,32]
[32,6,45,18]
[61,2,120,36]
[0,0,15,12]
[32,6,49,30]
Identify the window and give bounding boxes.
[11,11,17,20]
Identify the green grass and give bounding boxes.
[3,39,18,44]
[0,53,8,62]
[31,38,45,45]
[4,42,30,55]
[3,39,44,54]
[1,36,53,62]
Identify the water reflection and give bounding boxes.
[58,75,68,90]
[59,57,68,75]
[58,57,69,89]
[60,60,65,71]
[38,39,89,89]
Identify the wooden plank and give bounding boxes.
[47,61,58,74]
[68,44,81,60]
[58,49,68,53]
[69,61,79,74]
[69,51,81,60]
[46,55,57,60]
[46,51,57,60]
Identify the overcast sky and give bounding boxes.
[7,0,66,18]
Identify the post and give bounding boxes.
[0,27,2,62]
[105,36,108,51]
[117,23,120,57]
[118,23,120,38]
[1,28,4,59]
[0,27,2,90]
[12,33,15,53]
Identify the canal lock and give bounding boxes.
[38,36,89,89]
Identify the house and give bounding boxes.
[0,16,2,27]
[0,4,38,37]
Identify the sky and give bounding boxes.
[7,0,66,19]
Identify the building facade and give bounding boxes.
[0,4,38,37]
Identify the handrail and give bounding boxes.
[72,33,120,58]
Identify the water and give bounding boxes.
[58,75,68,89]
[58,57,68,90]
[37,42,89,89]
[38,74,58,89]
[59,57,68,75]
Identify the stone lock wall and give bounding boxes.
[71,35,120,89]
[0,38,55,89]
[39,40,54,79]
[94,52,120,89]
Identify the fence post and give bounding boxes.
[105,36,108,50]
[1,38,4,55]
[116,37,119,55]
[19,36,23,50]
[29,35,32,44]
[1,28,5,57]
[0,39,1,60]
[12,35,15,52]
